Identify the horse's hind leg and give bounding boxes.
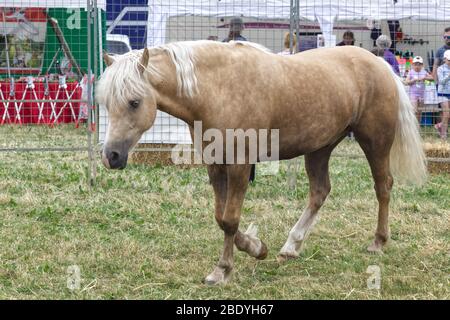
[208,165,268,260]
[355,136,394,253]
[278,143,337,262]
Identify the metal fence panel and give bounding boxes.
[98,1,450,147]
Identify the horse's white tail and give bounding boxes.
[383,60,427,185]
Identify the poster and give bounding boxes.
[0,8,47,74]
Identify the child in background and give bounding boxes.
[436,50,450,140]
[405,56,433,123]
[277,32,297,56]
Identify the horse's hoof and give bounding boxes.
[203,276,226,286]
[256,240,268,260]
[203,267,230,286]
[276,252,298,263]
[367,243,384,254]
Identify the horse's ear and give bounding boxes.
[138,47,150,74]
[103,51,115,66]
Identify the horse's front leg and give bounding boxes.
[204,164,251,285]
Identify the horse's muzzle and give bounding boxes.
[102,148,128,170]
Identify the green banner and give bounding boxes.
[43,8,105,78]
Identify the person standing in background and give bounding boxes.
[435,50,450,140]
[222,17,247,42]
[337,30,355,46]
[432,28,450,139]
[432,27,450,80]
[376,35,400,75]
[405,56,434,123]
[278,32,297,55]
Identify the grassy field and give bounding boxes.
[0,124,448,299]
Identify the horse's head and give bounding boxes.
[97,48,157,169]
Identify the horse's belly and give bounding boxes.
[273,123,347,158]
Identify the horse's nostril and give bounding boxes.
[104,149,126,169]
[110,151,120,162]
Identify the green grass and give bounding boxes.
[0,125,448,299]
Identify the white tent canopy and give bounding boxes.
[147,0,450,46]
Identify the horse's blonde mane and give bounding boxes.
[96,40,271,110]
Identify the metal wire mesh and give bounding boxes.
[98,1,449,148]
[1,1,448,159]
[0,1,103,156]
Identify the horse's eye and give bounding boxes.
[129,100,140,109]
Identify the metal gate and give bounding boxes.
[0,0,104,184]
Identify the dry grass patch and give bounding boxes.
[0,125,448,299]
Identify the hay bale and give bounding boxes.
[423,141,450,174]
[128,142,450,174]
[129,143,175,166]
[128,143,201,168]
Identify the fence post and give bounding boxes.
[87,0,96,186]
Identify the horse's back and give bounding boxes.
[274,46,398,156]
[196,42,399,156]
[290,46,398,116]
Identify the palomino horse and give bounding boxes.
[97,41,427,285]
